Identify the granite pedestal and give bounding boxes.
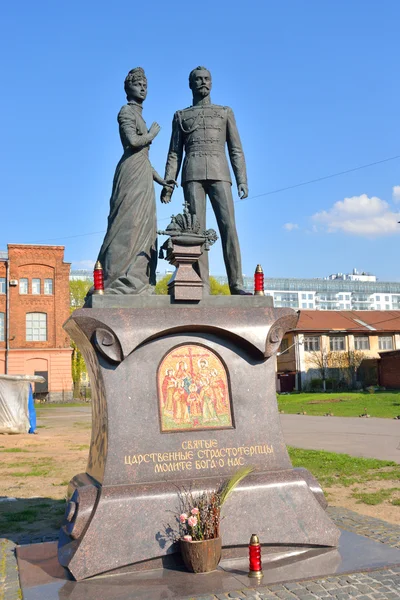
[17,530,400,599]
[59,295,340,580]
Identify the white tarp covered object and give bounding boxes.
[0,374,44,434]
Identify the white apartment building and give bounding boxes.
[215,268,400,311]
[73,268,400,312]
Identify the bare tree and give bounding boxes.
[307,349,331,391]
[329,349,366,389]
[347,350,366,388]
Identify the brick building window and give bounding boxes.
[304,336,320,352]
[32,279,40,295]
[0,278,5,294]
[19,278,28,294]
[378,335,393,350]
[0,312,4,341]
[354,336,370,350]
[44,278,53,295]
[26,312,47,341]
[330,336,345,351]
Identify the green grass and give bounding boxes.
[0,448,29,453]
[0,499,66,534]
[352,488,400,505]
[278,391,400,418]
[70,444,90,451]
[288,446,400,488]
[3,458,56,478]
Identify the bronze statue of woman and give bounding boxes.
[96,67,175,294]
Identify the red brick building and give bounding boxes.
[0,244,72,401]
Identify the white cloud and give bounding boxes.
[283,222,299,231]
[72,259,95,270]
[312,194,400,237]
[393,186,400,203]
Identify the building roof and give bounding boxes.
[294,310,400,333]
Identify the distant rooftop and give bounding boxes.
[0,251,8,260]
[293,310,400,332]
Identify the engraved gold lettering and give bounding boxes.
[126,442,274,470]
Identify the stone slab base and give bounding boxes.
[17,530,400,600]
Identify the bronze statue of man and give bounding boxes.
[161,67,248,295]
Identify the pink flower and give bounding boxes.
[179,513,188,523]
[191,507,199,515]
[182,535,192,542]
[188,516,198,527]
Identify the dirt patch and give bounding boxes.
[0,407,91,501]
[326,479,400,525]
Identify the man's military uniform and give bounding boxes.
[164,103,248,293]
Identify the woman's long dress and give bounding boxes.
[97,101,157,294]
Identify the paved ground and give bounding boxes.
[280,415,400,463]
[36,407,400,463]
[2,508,400,599]
[34,408,400,463]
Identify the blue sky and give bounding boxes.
[1,1,399,280]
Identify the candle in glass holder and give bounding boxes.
[93,261,104,294]
[248,533,263,578]
[254,265,265,296]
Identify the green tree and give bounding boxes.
[209,277,230,295]
[155,274,171,295]
[70,279,93,311]
[155,274,230,295]
[69,279,92,395]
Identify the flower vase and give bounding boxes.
[180,537,222,573]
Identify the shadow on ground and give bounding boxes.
[0,496,66,543]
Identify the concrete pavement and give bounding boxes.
[280,414,400,463]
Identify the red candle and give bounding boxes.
[254,265,265,296]
[93,260,104,294]
[248,534,263,578]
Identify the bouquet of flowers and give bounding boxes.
[178,466,254,541]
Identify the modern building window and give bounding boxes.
[385,296,389,302]
[376,304,381,310]
[279,338,289,353]
[339,304,344,310]
[330,336,345,351]
[378,336,393,350]
[338,295,343,301]
[376,296,380,301]
[386,304,390,310]
[302,293,306,300]
[0,312,4,341]
[346,304,351,309]
[304,336,320,352]
[355,336,370,350]
[19,278,28,294]
[0,278,5,294]
[302,302,307,308]
[44,278,53,295]
[32,279,40,295]
[273,292,299,308]
[26,312,47,341]
[308,303,313,308]
[308,294,313,300]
